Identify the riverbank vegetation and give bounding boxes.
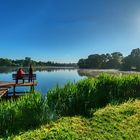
[0,57,76,67]
[1,73,140,139]
[47,73,140,116]
[13,99,140,140]
[0,93,51,137]
[78,48,140,71]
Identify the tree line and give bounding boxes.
[78,48,140,71]
[0,57,77,67]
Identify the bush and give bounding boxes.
[0,93,50,136]
[47,82,78,116]
[47,73,140,116]
[12,100,140,140]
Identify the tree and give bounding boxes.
[108,52,123,69]
[23,57,31,66]
[0,58,13,66]
[78,59,86,68]
[121,55,132,70]
[77,52,123,69]
[87,54,103,68]
[122,48,140,71]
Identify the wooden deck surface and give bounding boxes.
[0,81,37,98]
[0,88,8,97]
[0,81,37,87]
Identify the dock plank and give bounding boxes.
[0,82,37,87]
[0,81,37,97]
[0,88,8,97]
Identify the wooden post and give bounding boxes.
[13,85,16,97]
[30,86,32,92]
[30,85,35,93]
[6,89,8,99]
[33,86,35,93]
[30,85,33,92]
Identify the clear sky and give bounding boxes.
[0,0,140,63]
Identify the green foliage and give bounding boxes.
[47,73,140,116]
[94,74,118,107]
[0,58,13,66]
[12,99,140,140]
[47,82,78,116]
[0,57,77,67]
[78,52,123,69]
[0,93,51,136]
[122,48,140,71]
[2,73,140,138]
[78,48,140,71]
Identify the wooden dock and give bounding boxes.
[0,81,37,98]
[0,88,9,98]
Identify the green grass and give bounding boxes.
[47,73,140,116]
[0,93,51,137]
[1,73,140,139]
[12,99,140,140]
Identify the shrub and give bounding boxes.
[12,100,140,140]
[47,73,140,116]
[0,93,50,136]
[47,82,77,116]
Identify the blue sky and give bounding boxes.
[0,0,140,62]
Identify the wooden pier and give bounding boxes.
[0,88,9,98]
[0,81,37,98]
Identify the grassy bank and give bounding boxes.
[12,99,140,140]
[47,73,140,116]
[1,73,140,138]
[0,93,51,137]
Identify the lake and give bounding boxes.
[0,67,85,95]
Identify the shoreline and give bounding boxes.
[78,69,140,77]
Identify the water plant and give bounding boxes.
[1,73,140,138]
[13,99,140,140]
[47,73,140,116]
[0,93,50,136]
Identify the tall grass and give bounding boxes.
[0,93,51,136]
[47,73,140,116]
[13,99,140,140]
[1,73,140,137]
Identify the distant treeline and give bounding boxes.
[78,48,140,71]
[0,57,77,67]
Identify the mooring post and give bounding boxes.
[6,89,8,99]
[30,85,34,93]
[13,85,16,97]
[33,85,35,93]
[30,85,32,92]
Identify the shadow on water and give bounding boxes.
[0,67,17,73]
[0,66,77,74]
[0,67,84,94]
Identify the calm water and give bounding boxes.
[0,68,85,95]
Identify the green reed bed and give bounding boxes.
[1,73,140,138]
[0,93,50,136]
[13,99,140,140]
[47,73,140,116]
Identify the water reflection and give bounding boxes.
[0,67,84,94]
[0,66,77,73]
[0,67,17,73]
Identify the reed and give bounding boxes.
[0,93,50,136]
[47,73,140,116]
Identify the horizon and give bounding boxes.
[0,0,140,63]
[0,47,138,64]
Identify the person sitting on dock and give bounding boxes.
[16,68,25,84]
[28,64,33,82]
